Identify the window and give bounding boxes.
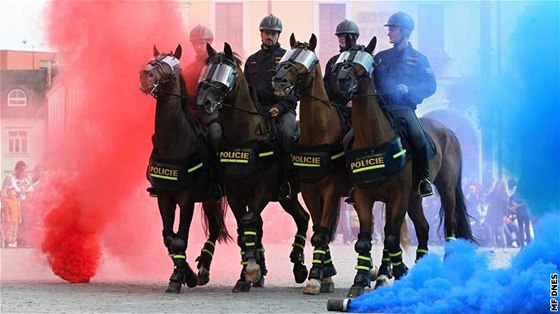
[318,3,346,63]
[7,130,28,154]
[215,3,244,58]
[7,89,28,107]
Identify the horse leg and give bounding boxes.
[347,190,375,298]
[165,199,198,293]
[195,201,217,286]
[303,226,330,295]
[251,215,267,288]
[383,201,409,281]
[279,198,310,284]
[407,195,430,261]
[238,211,262,285]
[157,195,182,293]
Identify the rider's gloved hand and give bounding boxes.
[396,84,409,95]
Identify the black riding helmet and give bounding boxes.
[384,11,415,33]
[259,14,283,33]
[335,19,360,37]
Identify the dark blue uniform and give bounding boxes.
[244,43,298,115]
[323,53,352,124]
[373,43,436,150]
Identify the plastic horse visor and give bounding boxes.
[198,62,236,90]
[335,50,374,76]
[278,47,318,72]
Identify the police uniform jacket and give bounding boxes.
[244,43,298,114]
[373,43,436,110]
[323,52,352,121]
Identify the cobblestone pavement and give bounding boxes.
[1,242,517,313]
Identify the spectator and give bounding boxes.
[484,180,508,251]
[1,161,33,248]
[508,179,531,247]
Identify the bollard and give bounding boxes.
[326,298,351,312]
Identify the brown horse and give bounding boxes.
[196,42,310,292]
[332,37,474,297]
[272,34,350,295]
[139,45,230,293]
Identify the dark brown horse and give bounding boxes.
[332,37,474,297]
[139,45,230,293]
[272,34,350,295]
[196,42,310,292]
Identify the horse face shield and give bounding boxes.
[139,55,181,98]
[196,62,237,115]
[273,47,318,97]
[334,50,374,97]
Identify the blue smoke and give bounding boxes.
[349,213,560,313]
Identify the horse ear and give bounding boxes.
[224,42,233,59]
[174,44,182,59]
[206,43,216,58]
[309,33,317,51]
[153,45,160,57]
[365,36,377,54]
[345,34,353,50]
[290,33,296,48]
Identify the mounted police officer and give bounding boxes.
[374,11,437,197]
[185,25,223,200]
[323,19,360,129]
[244,14,298,200]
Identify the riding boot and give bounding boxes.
[278,155,294,200]
[416,146,433,197]
[209,156,224,201]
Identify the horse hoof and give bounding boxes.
[375,275,391,289]
[303,279,321,295]
[293,263,308,284]
[245,259,262,284]
[369,266,379,281]
[320,277,335,293]
[165,282,182,293]
[197,272,210,286]
[347,285,365,298]
[393,264,409,280]
[252,276,265,288]
[232,280,252,292]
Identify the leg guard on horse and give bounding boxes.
[165,237,198,293]
[347,232,373,298]
[290,233,308,283]
[195,240,215,286]
[385,235,408,280]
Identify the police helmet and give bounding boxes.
[259,14,282,33]
[189,25,214,42]
[335,19,360,37]
[384,11,415,33]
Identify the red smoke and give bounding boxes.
[38,0,191,283]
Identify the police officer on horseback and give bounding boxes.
[323,19,360,128]
[244,14,298,200]
[185,25,224,200]
[374,11,436,197]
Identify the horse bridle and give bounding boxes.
[332,46,376,98]
[275,44,319,92]
[140,54,182,98]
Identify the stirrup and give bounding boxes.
[147,187,157,197]
[344,188,355,205]
[418,179,433,197]
[278,181,292,200]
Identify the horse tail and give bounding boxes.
[400,214,411,248]
[201,198,232,243]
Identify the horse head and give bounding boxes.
[196,42,240,115]
[272,33,319,97]
[332,35,376,98]
[139,45,182,98]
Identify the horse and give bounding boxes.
[139,45,230,293]
[196,42,310,292]
[271,33,351,295]
[332,36,475,297]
